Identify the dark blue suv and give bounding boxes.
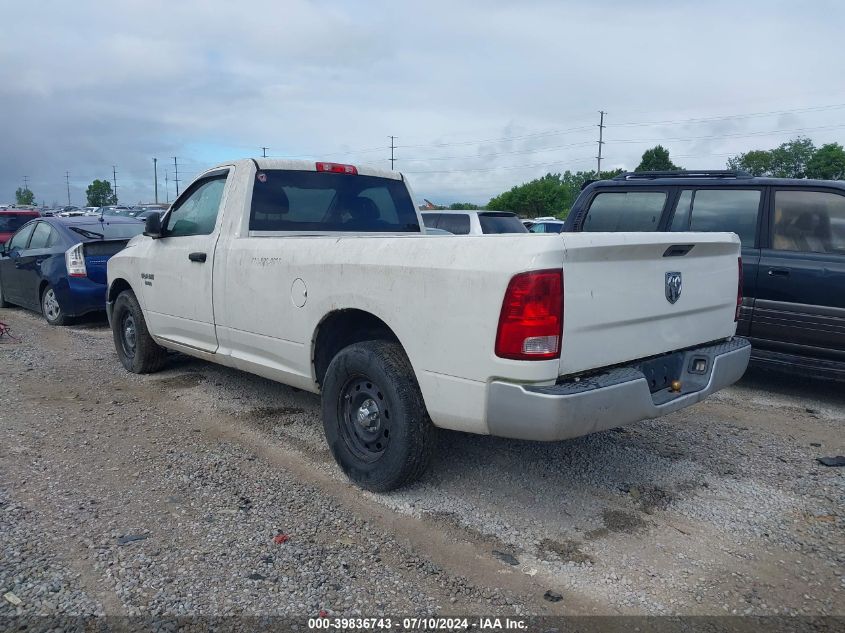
[564,171,845,380]
[0,216,145,325]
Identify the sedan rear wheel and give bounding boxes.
[41,285,68,326]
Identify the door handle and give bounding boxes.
[188,252,207,263]
[767,268,790,277]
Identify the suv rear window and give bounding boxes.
[671,189,760,247]
[250,170,420,232]
[478,213,528,234]
[0,213,36,232]
[772,190,845,254]
[583,191,666,231]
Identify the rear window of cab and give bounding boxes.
[249,170,420,232]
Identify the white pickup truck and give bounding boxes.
[107,159,750,491]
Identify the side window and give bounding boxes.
[529,223,546,233]
[772,190,845,254]
[28,222,57,249]
[166,175,228,237]
[583,191,666,231]
[421,213,441,228]
[670,190,693,232]
[436,214,471,235]
[7,223,35,251]
[687,189,760,247]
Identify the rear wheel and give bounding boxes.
[321,340,435,491]
[111,289,167,373]
[41,284,68,326]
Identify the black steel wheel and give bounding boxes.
[111,289,167,373]
[322,340,435,491]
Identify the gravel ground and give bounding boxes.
[0,307,842,621]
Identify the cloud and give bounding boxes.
[2,0,844,206]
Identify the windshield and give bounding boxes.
[69,221,145,240]
[478,213,528,234]
[0,214,36,232]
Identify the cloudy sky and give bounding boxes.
[2,0,845,207]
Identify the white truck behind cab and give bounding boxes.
[107,159,750,491]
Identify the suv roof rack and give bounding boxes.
[612,170,752,181]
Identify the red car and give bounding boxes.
[0,209,40,244]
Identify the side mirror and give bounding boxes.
[143,212,163,238]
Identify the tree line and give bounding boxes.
[451,138,845,219]
[13,179,119,207]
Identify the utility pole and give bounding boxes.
[65,172,71,205]
[261,146,268,158]
[22,176,29,191]
[153,158,159,204]
[388,136,396,170]
[596,110,606,177]
[112,166,118,202]
[172,157,180,196]
[165,170,169,204]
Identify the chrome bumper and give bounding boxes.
[486,337,751,442]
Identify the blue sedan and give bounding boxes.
[0,216,145,325]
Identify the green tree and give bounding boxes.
[805,142,845,180]
[486,168,623,218]
[448,202,480,210]
[769,137,816,178]
[726,137,817,178]
[634,145,681,172]
[15,187,35,205]
[86,179,117,206]
[727,149,773,176]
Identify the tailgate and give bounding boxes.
[558,232,740,377]
[83,240,129,284]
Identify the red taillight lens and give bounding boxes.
[495,269,563,360]
[316,162,358,175]
[736,256,743,322]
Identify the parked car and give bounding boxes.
[421,210,528,235]
[106,159,748,491]
[564,170,845,380]
[0,216,145,325]
[0,209,41,244]
[529,219,566,234]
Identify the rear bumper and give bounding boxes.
[55,277,107,318]
[486,337,751,441]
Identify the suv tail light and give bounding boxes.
[316,162,358,175]
[495,269,563,360]
[736,256,743,322]
[65,243,87,278]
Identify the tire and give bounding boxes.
[321,340,435,491]
[41,284,68,325]
[0,274,10,308]
[111,289,167,373]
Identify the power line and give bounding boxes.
[607,102,845,129]
[609,122,845,145]
[404,155,596,175]
[596,110,606,176]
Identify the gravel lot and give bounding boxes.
[1,307,842,621]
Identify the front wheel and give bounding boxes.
[111,289,167,373]
[41,284,68,325]
[321,340,435,491]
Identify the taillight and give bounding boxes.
[736,256,743,322]
[495,269,563,360]
[65,243,87,278]
[316,162,358,175]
